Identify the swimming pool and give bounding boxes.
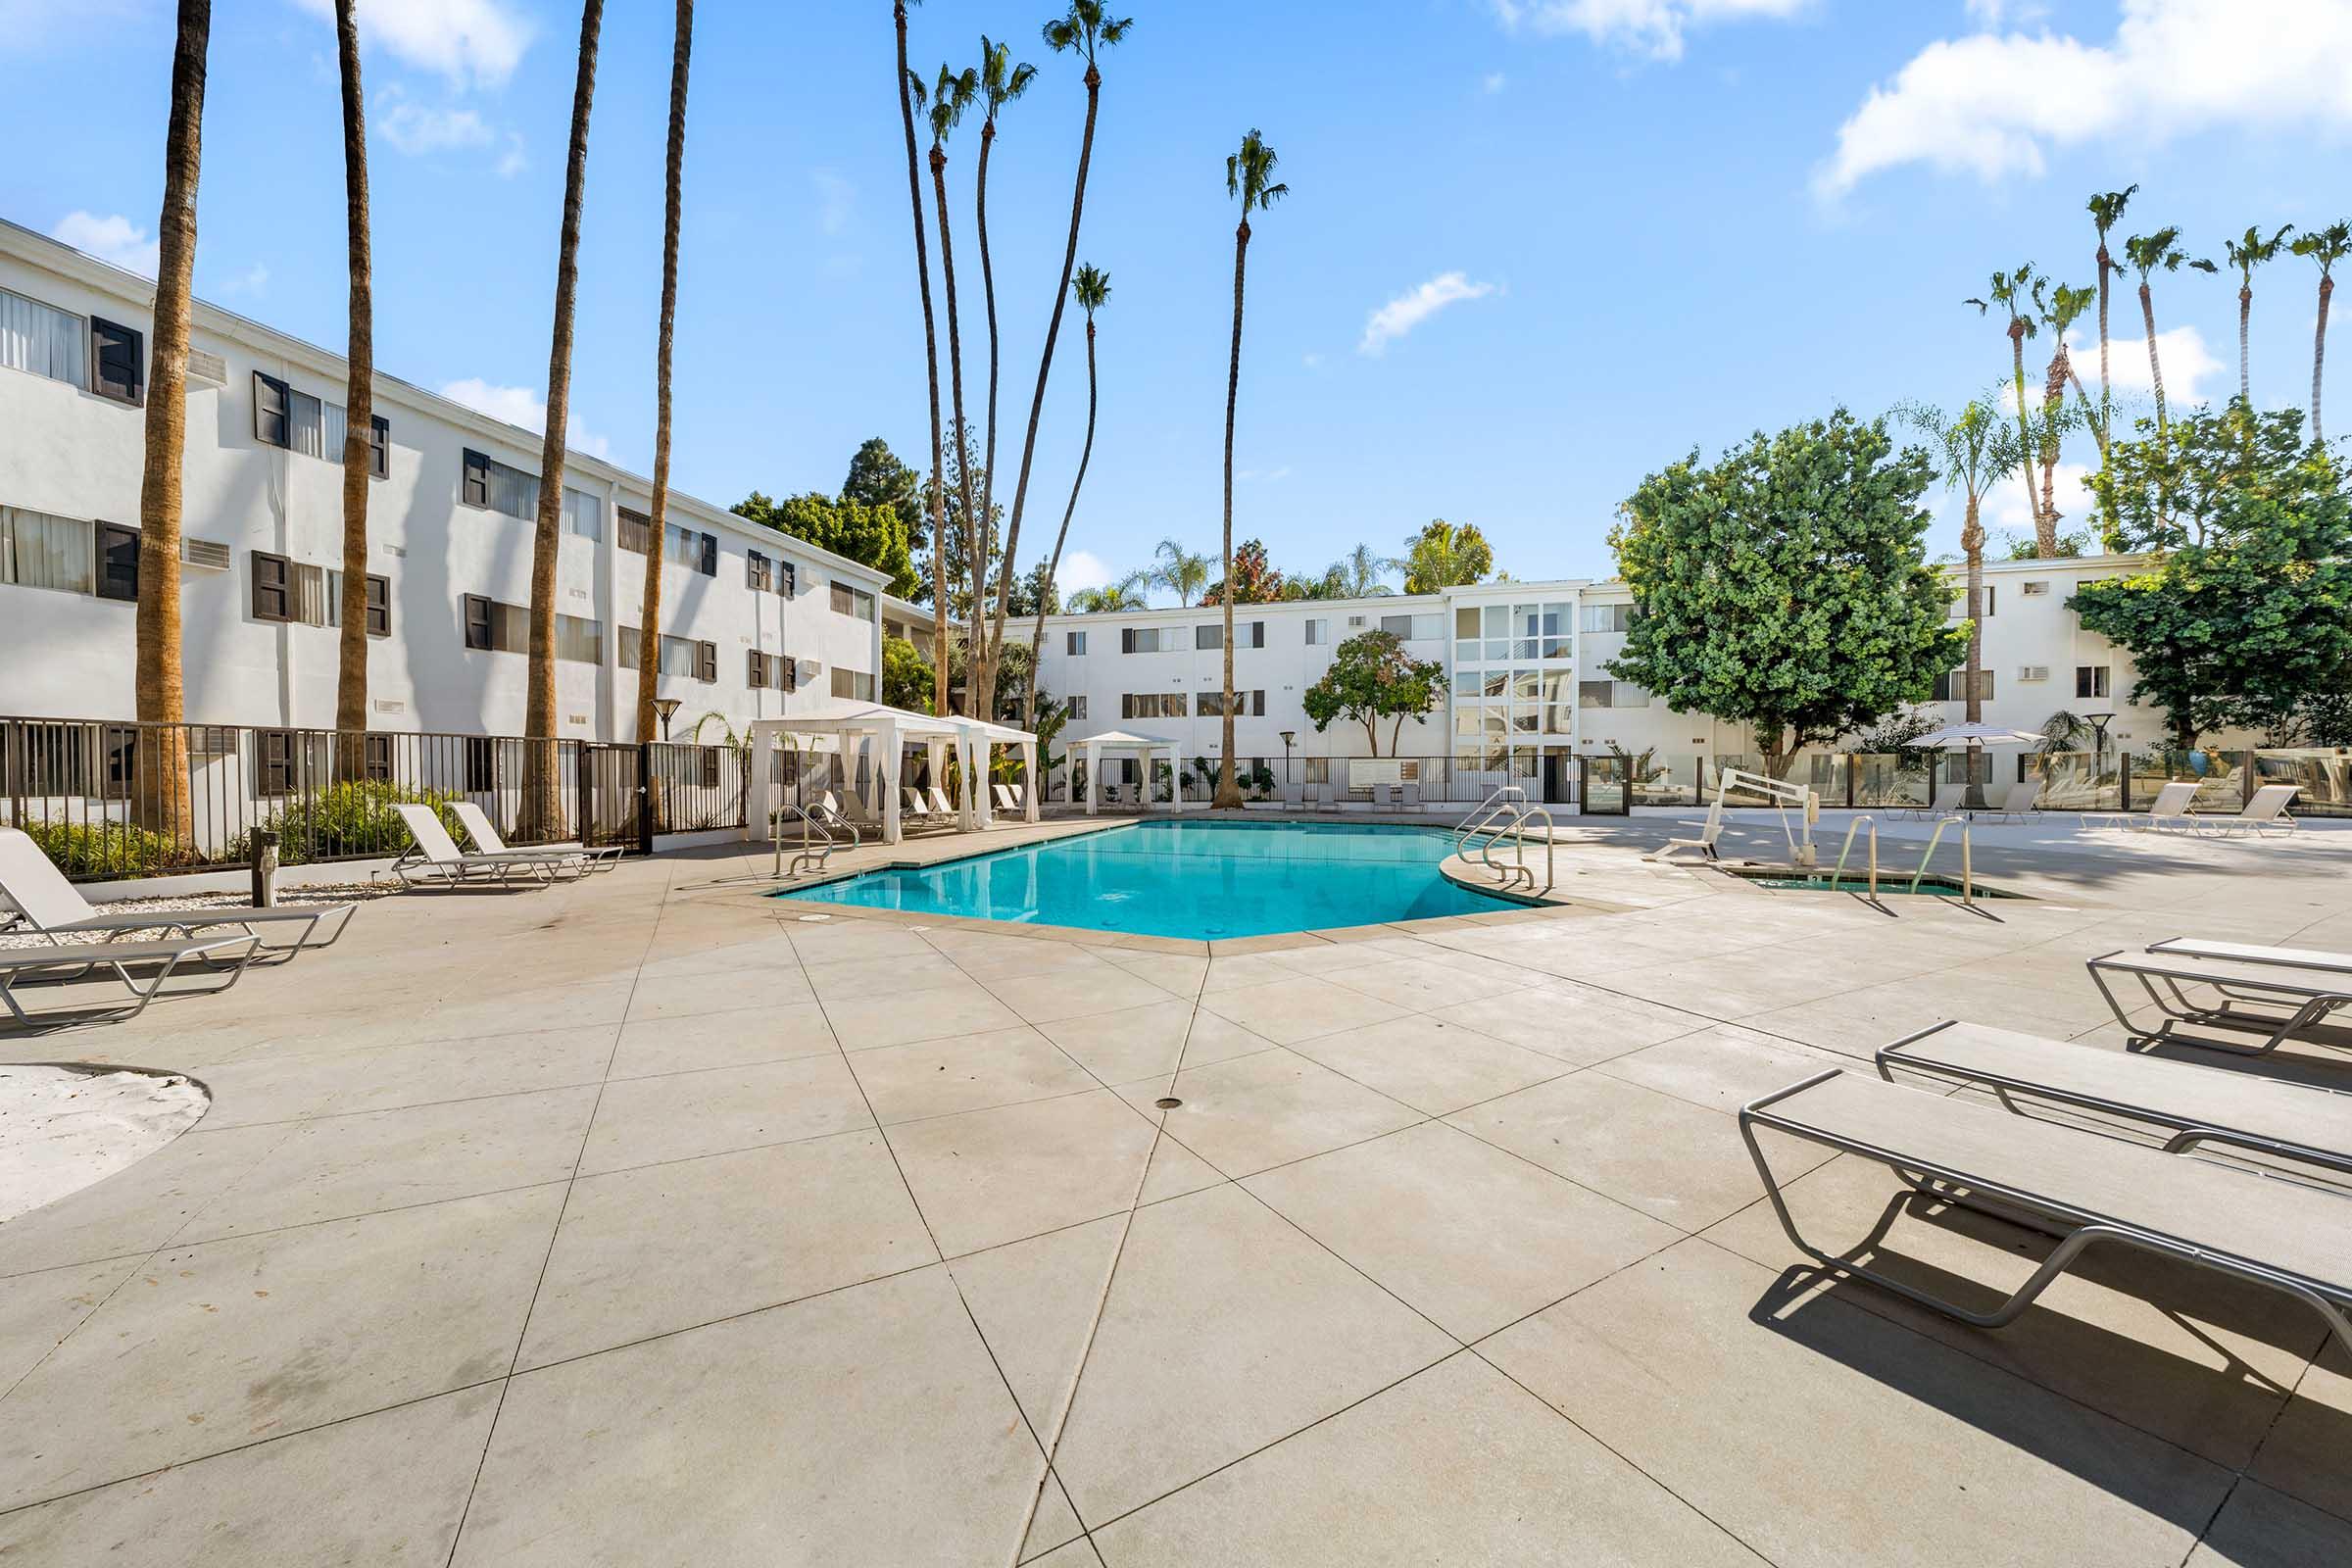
[775,819,1523,940]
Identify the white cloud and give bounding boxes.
[2066,324,2227,407]
[379,99,493,156]
[1358,271,1497,357]
[1237,466,1294,483]
[1056,550,1111,595]
[1489,0,1808,62]
[1301,352,1324,368]
[814,171,855,237]
[1818,0,2352,197]
[438,378,610,461]
[1482,71,1508,93]
[50,212,158,275]
[219,262,270,297]
[1983,459,2094,539]
[291,0,533,89]
[494,133,527,178]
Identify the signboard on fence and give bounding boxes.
[1348,759,1403,789]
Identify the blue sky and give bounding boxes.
[6,0,2352,597]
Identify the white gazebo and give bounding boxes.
[744,702,1039,845]
[1075,730,1188,816]
[959,716,1043,828]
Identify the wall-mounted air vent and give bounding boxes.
[184,350,227,388]
[180,537,230,570]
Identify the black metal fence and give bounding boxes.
[0,715,779,882]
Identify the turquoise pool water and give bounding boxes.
[775,820,1520,940]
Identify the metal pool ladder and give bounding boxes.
[1463,797,1555,896]
[772,804,858,879]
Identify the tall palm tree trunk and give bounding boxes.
[896,4,949,717]
[2039,344,2068,538]
[984,63,1101,721]
[1024,316,1098,731]
[2238,284,2252,406]
[2094,246,2115,536]
[929,147,982,714]
[331,0,372,778]
[977,116,1002,645]
[2140,281,2169,440]
[2314,272,2332,444]
[637,0,691,755]
[1214,218,1250,810]
[133,0,208,844]
[522,0,603,839]
[2007,324,2045,555]
[1962,496,1984,800]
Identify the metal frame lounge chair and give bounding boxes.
[2086,948,2352,1055]
[928,786,958,820]
[992,783,1018,813]
[450,801,622,872]
[0,826,355,963]
[2193,783,2299,838]
[1,933,263,1026]
[2085,779,2197,832]
[1877,1019,2352,1181]
[1978,777,2043,824]
[380,805,585,888]
[2149,937,2352,975]
[1740,1067,2352,1356]
[1889,783,1968,822]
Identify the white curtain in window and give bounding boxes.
[288,388,326,459]
[490,464,539,520]
[0,289,86,385]
[293,563,328,625]
[658,635,698,676]
[563,486,602,540]
[556,613,603,664]
[0,507,93,592]
[322,401,349,464]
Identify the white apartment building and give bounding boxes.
[1033,555,2245,803]
[0,219,886,746]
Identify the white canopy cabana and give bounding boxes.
[744,702,1038,845]
[960,716,1042,827]
[1076,730,1188,816]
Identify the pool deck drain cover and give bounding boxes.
[1154,1097,1182,1109]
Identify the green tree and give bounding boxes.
[881,634,935,713]
[1006,560,1059,618]
[1329,542,1397,598]
[1605,411,1967,771]
[2073,404,2352,746]
[1151,537,1210,607]
[1299,629,1444,756]
[914,427,1002,615]
[843,437,920,544]
[2292,220,2351,445]
[1217,126,1286,808]
[1398,519,1492,594]
[1202,538,1284,604]
[2223,222,2295,406]
[733,491,916,596]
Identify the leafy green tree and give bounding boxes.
[1202,538,1284,604]
[1299,629,1444,756]
[733,491,917,598]
[1399,519,1492,594]
[1605,410,1967,771]
[1006,560,1059,618]
[915,428,1002,616]
[843,438,920,545]
[881,634,935,713]
[2072,404,2352,745]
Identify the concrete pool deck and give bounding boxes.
[2,812,2350,1563]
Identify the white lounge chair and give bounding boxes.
[929,786,959,820]
[2150,936,2352,975]
[2195,783,2299,837]
[0,825,356,962]
[1740,1068,2352,1357]
[1,933,264,1026]
[1644,796,1724,862]
[1978,777,2043,823]
[992,783,1018,813]
[381,804,585,888]
[2085,779,2197,831]
[450,801,621,872]
[1889,783,1967,822]
[2086,947,2352,1055]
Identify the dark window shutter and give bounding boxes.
[462,450,490,508]
[94,523,139,602]
[463,594,492,650]
[89,318,143,404]
[1252,690,1266,716]
[698,641,717,682]
[747,550,765,590]
[252,552,290,620]
[260,730,292,795]
[700,533,717,575]
[780,561,796,598]
[253,373,289,448]
[365,574,390,637]
[747,649,763,688]
[369,416,390,478]
[363,734,393,781]
[1121,627,1136,654]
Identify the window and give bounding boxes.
[322,569,392,637]
[1578,680,1616,710]
[0,287,87,386]
[831,667,875,700]
[256,729,323,797]
[1196,690,1267,717]
[555,614,603,665]
[1932,669,1996,702]
[1242,620,1267,648]
[0,508,92,595]
[88,318,142,405]
[668,523,716,575]
[254,372,290,448]
[1304,758,1331,785]
[562,486,603,542]
[462,594,529,653]
[749,650,796,690]
[829,580,876,619]
[1952,585,1996,619]
[252,551,293,621]
[1379,612,1441,642]
[1066,695,1088,720]
[1120,693,1187,719]
[1120,626,1171,654]
[369,416,390,478]
[462,449,539,520]
[1579,603,1634,634]
[464,737,497,792]
[2022,580,2050,597]
[94,522,138,602]
[779,560,796,597]
[1197,623,1221,651]
[362,734,393,782]
[618,507,653,554]
[2076,664,2111,699]
[618,628,710,678]
[1303,618,1327,646]
[1066,629,1087,656]
[748,550,773,592]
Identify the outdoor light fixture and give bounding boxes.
[654,696,681,742]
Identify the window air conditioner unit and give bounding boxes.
[2021,580,2050,596]
[2018,665,2049,682]
[1347,615,1366,627]
[184,349,227,388]
[180,537,231,570]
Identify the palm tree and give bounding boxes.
[2122,226,2213,442]
[2033,279,2094,539]
[919,63,984,705]
[1965,267,2043,554]
[2224,223,2294,406]
[330,0,372,775]
[134,0,209,842]
[1068,571,1149,612]
[2086,185,2136,525]
[1151,537,1209,607]
[1399,519,1491,594]
[1902,401,2025,783]
[980,2,1133,725]
[1023,263,1109,729]
[637,1,693,745]
[974,34,1036,609]
[1329,543,1396,598]
[1216,127,1286,809]
[520,0,603,837]
[895,1,950,717]
[2292,220,2351,445]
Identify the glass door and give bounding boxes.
[1579,754,1629,815]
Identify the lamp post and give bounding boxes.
[654,697,681,742]
[1280,730,1296,794]
[2088,711,2115,810]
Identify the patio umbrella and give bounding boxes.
[1912,723,2046,749]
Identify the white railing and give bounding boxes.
[1907,816,1975,905]
[1453,784,1528,856]
[1831,814,1880,902]
[1469,800,1556,895]
[771,803,858,879]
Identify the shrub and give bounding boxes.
[22,819,196,880]
[224,780,465,866]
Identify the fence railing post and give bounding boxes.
[636,742,656,857]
